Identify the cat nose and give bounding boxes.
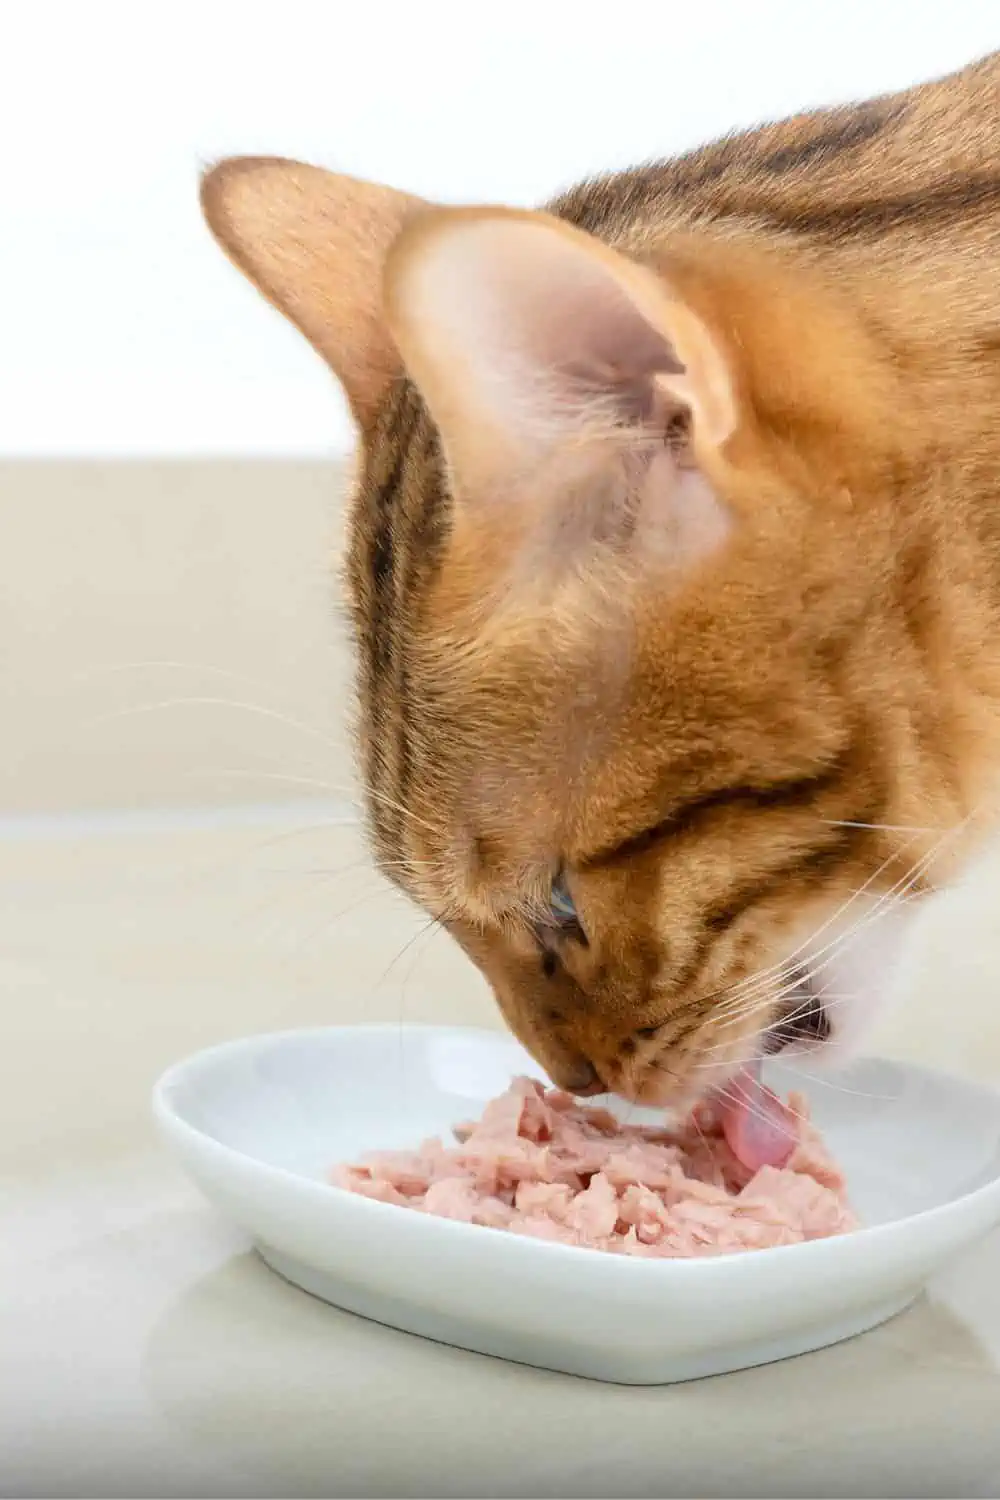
[556,1059,604,1096]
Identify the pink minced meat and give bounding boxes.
[332,1077,858,1257]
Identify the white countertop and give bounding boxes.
[6,808,1000,1498]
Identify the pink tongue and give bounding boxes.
[719,1060,797,1172]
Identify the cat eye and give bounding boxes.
[534,872,587,953]
[550,874,577,924]
[547,873,588,945]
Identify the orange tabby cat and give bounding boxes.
[201,51,1000,1122]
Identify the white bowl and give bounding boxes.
[153,1024,1000,1385]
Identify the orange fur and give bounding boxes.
[202,52,1000,1104]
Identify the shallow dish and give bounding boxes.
[153,1024,1000,1384]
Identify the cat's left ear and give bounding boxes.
[201,157,427,427]
[383,207,738,495]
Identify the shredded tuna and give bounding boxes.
[332,1076,858,1257]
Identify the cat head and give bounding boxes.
[202,157,947,1107]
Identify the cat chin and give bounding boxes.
[785,897,919,1070]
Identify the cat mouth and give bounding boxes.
[763,974,831,1054]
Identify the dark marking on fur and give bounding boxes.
[750,173,1000,240]
[758,104,898,176]
[366,394,415,674]
[668,823,869,999]
[358,385,424,850]
[582,756,851,870]
[392,417,444,817]
[702,829,858,938]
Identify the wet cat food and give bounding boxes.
[332,1075,857,1257]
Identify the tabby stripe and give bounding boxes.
[757,104,897,176]
[582,756,850,870]
[552,101,903,232]
[390,425,440,827]
[368,395,418,673]
[365,392,420,848]
[669,822,868,998]
[748,173,1000,239]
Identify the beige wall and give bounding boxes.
[1,461,355,814]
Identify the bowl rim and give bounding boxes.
[152,1022,1000,1278]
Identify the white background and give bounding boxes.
[4,0,999,457]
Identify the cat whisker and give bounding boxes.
[181,755,438,843]
[87,694,345,755]
[239,865,429,943]
[711,835,925,1018]
[716,856,921,1022]
[690,1031,898,1105]
[713,1078,813,1134]
[821,818,945,834]
[713,816,964,1027]
[78,658,308,698]
[694,983,863,1065]
[703,823,954,1045]
[773,1065,898,1103]
[186,767,359,798]
[85,689,460,852]
[732,800,974,1006]
[265,882,414,971]
[376,911,447,995]
[708,865,930,1037]
[263,859,430,878]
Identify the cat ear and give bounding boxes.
[201,157,426,427]
[383,207,737,495]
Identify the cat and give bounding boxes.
[201,50,1000,1127]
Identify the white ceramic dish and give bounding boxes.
[153,1024,1000,1385]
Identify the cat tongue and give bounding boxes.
[718,1059,797,1172]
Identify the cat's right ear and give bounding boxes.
[200,158,426,428]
